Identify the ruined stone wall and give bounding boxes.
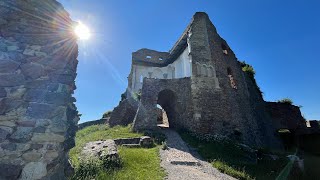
[108,97,138,127]
[188,12,281,148]
[0,1,78,179]
[266,102,306,131]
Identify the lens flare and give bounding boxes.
[74,21,91,40]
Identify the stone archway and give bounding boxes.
[156,89,177,128]
[0,1,78,179]
[132,78,192,132]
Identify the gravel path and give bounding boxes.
[159,129,235,180]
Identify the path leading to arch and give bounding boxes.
[159,129,235,180]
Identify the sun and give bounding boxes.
[74,21,91,40]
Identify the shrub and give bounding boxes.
[102,110,112,118]
[72,158,103,180]
[162,141,168,150]
[241,64,255,78]
[277,98,293,105]
[132,91,141,101]
[240,61,263,97]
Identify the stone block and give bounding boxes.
[0,121,16,127]
[80,140,121,169]
[22,151,42,161]
[24,89,46,102]
[8,51,26,63]
[26,103,56,119]
[7,45,19,51]
[0,128,10,142]
[0,88,6,98]
[16,120,36,127]
[0,98,25,115]
[0,74,25,87]
[33,126,46,133]
[0,164,22,180]
[23,48,35,56]
[21,62,45,80]
[30,144,43,150]
[16,143,31,152]
[44,150,59,161]
[20,162,47,180]
[29,45,41,51]
[35,51,47,57]
[0,59,20,73]
[139,136,153,147]
[1,142,17,151]
[32,133,65,143]
[0,51,10,61]
[0,18,7,25]
[9,127,33,143]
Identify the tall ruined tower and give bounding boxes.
[188,13,280,147]
[131,12,281,148]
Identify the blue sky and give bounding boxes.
[59,0,320,123]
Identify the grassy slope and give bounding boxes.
[97,147,165,180]
[69,125,165,179]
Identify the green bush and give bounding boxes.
[277,98,293,105]
[241,64,255,77]
[132,91,141,101]
[102,110,112,118]
[240,61,263,97]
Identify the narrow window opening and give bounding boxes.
[139,75,143,83]
[222,44,228,55]
[159,57,163,61]
[227,68,237,89]
[146,55,152,59]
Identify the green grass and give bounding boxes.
[97,147,166,180]
[212,161,253,180]
[69,124,165,180]
[179,131,288,180]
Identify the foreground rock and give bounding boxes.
[80,140,121,168]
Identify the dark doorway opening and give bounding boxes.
[156,89,177,129]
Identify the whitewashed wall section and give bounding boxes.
[131,47,192,92]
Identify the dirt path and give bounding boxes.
[159,129,235,180]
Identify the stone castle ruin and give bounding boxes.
[110,12,311,149]
[0,1,317,179]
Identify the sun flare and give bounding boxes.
[74,21,91,40]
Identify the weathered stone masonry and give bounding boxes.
[0,1,78,179]
[131,12,284,149]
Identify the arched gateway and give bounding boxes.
[132,78,192,131]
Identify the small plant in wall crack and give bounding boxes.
[162,141,169,150]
